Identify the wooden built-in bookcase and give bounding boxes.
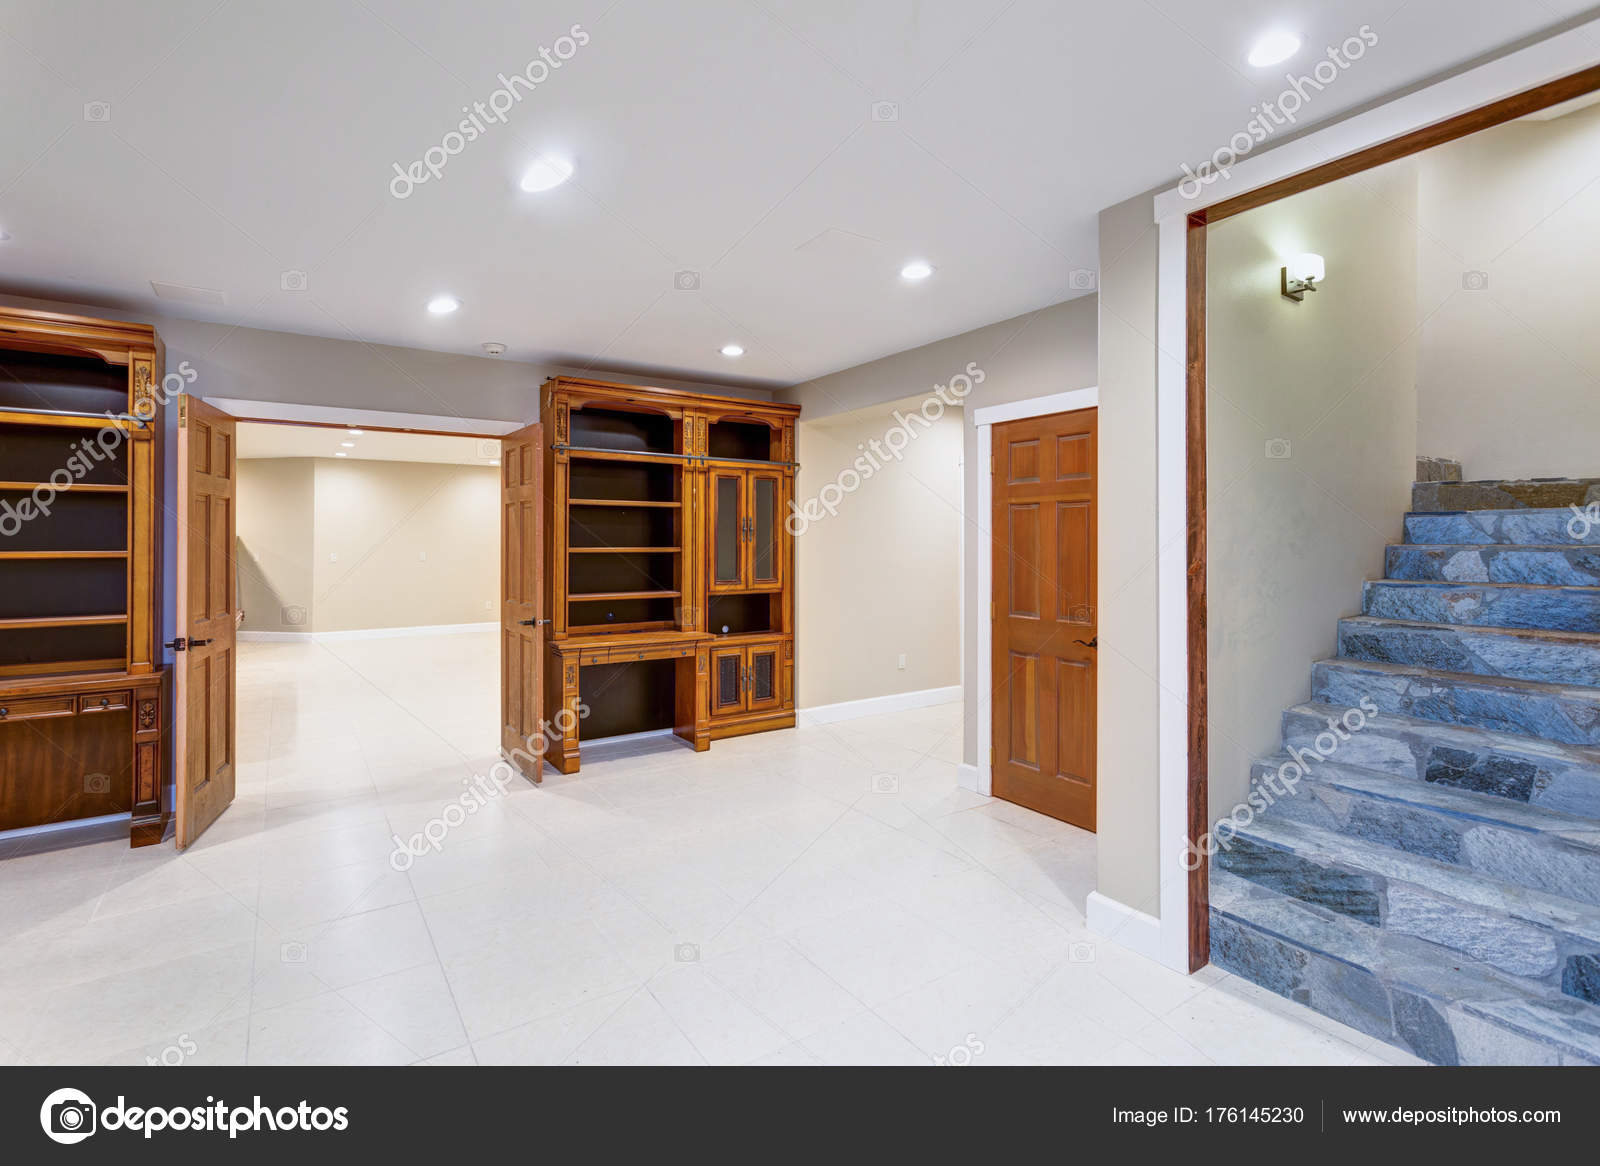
[0,307,168,845]
[539,377,798,773]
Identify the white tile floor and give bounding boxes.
[0,632,1420,1066]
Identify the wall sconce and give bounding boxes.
[1281,253,1325,302]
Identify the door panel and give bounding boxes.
[710,471,744,592]
[175,396,237,850]
[991,408,1098,830]
[501,423,544,779]
[746,643,780,712]
[747,472,782,591]
[711,646,745,716]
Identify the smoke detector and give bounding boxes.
[481,341,506,356]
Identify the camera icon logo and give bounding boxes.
[1264,437,1292,460]
[871,773,899,794]
[281,270,308,292]
[83,772,111,794]
[1461,270,1489,291]
[281,604,306,626]
[40,1087,97,1144]
[674,942,700,963]
[280,940,308,964]
[83,101,111,123]
[674,270,701,291]
[871,101,900,122]
[1068,268,1097,291]
[1069,941,1097,964]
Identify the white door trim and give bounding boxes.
[1150,19,1600,974]
[967,386,1098,800]
[206,397,521,437]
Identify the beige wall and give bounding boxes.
[1094,192,1164,915]
[780,295,1100,759]
[793,395,963,708]
[237,458,315,633]
[1415,101,1600,480]
[238,457,499,634]
[1204,162,1420,819]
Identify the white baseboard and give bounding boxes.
[956,762,991,797]
[241,622,495,644]
[1086,891,1165,964]
[797,684,961,727]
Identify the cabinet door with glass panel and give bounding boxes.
[709,468,783,594]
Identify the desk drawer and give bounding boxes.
[0,695,78,722]
[614,645,696,663]
[79,691,131,714]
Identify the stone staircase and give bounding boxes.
[1210,464,1600,1064]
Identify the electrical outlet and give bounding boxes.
[897,653,907,670]
[329,551,338,563]
[483,600,492,610]
[418,551,427,561]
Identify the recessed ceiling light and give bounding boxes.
[427,295,460,315]
[1247,30,1301,67]
[520,156,574,193]
[335,451,348,458]
[900,260,934,281]
[719,343,745,357]
[341,441,355,448]
[347,428,363,436]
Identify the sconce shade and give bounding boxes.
[1288,253,1325,284]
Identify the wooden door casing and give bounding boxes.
[175,395,237,849]
[501,423,544,779]
[990,409,1098,830]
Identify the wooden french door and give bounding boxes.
[174,395,238,849]
[500,422,545,779]
[990,408,1098,830]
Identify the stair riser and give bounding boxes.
[1280,707,1600,818]
[1363,581,1600,634]
[1253,764,1600,908]
[1313,661,1600,747]
[1210,907,1596,1065]
[1339,619,1600,687]
[1215,834,1589,984]
[1405,511,1600,547]
[1413,480,1600,513]
[1385,545,1600,586]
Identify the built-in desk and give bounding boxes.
[545,631,714,774]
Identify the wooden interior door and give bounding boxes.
[991,408,1098,830]
[174,395,237,849]
[500,422,544,779]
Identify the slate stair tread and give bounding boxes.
[1253,753,1600,845]
[1320,654,1600,700]
[1230,815,1600,948]
[1341,615,1600,649]
[1371,578,1600,593]
[1291,698,1600,765]
[1212,869,1600,1064]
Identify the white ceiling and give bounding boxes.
[237,422,496,466]
[1,1,1595,388]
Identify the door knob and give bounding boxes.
[1073,636,1097,649]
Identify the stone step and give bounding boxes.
[1386,543,1600,586]
[1281,702,1600,818]
[1413,478,1600,513]
[1363,578,1600,633]
[1405,508,1600,547]
[1211,869,1600,1064]
[1312,657,1600,747]
[1249,756,1600,906]
[1415,456,1463,483]
[1213,816,1600,990]
[1338,615,1600,688]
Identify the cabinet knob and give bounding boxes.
[100,697,110,707]
[0,708,7,718]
